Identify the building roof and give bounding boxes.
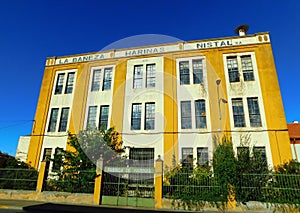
[288,123,300,139]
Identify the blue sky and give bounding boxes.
[0,0,299,156]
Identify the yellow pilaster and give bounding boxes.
[36,161,47,192]
[163,56,178,169]
[256,44,293,166]
[155,157,163,208]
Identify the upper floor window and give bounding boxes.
[131,103,142,130]
[181,101,192,129]
[179,61,190,85]
[133,65,143,88]
[227,56,239,83]
[54,72,76,95]
[195,100,206,128]
[192,59,203,84]
[55,74,65,94]
[145,103,155,130]
[91,70,101,91]
[232,98,246,127]
[178,58,204,85]
[65,72,75,94]
[48,107,70,132]
[87,106,97,129]
[90,67,113,91]
[241,56,254,81]
[103,68,112,90]
[47,108,59,132]
[247,97,262,127]
[226,55,255,83]
[58,108,70,132]
[146,64,156,88]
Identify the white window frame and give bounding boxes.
[223,52,257,84]
[52,70,77,95]
[89,65,115,92]
[176,56,206,86]
[46,107,70,133]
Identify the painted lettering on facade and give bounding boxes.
[124,47,165,57]
[56,54,106,65]
[196,40,233,49]
[51,34,268,66]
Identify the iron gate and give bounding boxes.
[101,148,155,207]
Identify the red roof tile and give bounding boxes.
[288,123,300,138]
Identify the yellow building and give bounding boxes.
[19,26,292,171]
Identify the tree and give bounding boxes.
[47,127,124,193]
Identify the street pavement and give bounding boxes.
[0,199,276,213]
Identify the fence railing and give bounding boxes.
[163,172,300,205]
[0,168,38,190]
[44,170,95,194]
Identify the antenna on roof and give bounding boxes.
[235,24,249,36]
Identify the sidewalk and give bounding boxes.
[0,199,275,213]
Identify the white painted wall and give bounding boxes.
[40,69,77,169]
[291,144,300,162]
[16,136,31,162]
[176,56,212,163]
[122,57,164,160]
[84,65,115,129]
[223,52,273,168]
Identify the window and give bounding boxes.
[129,148,154,167]
[54,74,65,94]
[48,108,59,132]
[146,64,156,88]
[193,59,203,84]
[42,148,52,161]
[131,103,142,130]
[253,146,267,163]
[247,97,262,127]
[65,72,75,94]
[182,148,193,167]
[237,146,250,162]
[99,105,109,129]
[145,103,155,130]
[87,106,97,129]
[179,61,190,85]
[197,147,208,165]
[227,56,239,83]
[195,100,206,128]
[52,148,63,172]
[181,101,192,129]
[103,68,112,90]
[58,107,69,132]
[232,98,245,127]
[91,69,101,91]
[129,148,154,184]
[241,56,254,81]
[133,65,143,88]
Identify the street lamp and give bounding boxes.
[216,79,227,120]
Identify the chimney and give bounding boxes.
[234,24,249,36]
[293,120,299,124]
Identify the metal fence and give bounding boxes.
[44,170,95,194]
[0,168,38,190]
[163,172,300,205]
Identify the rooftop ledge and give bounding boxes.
[45,32,270,66]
